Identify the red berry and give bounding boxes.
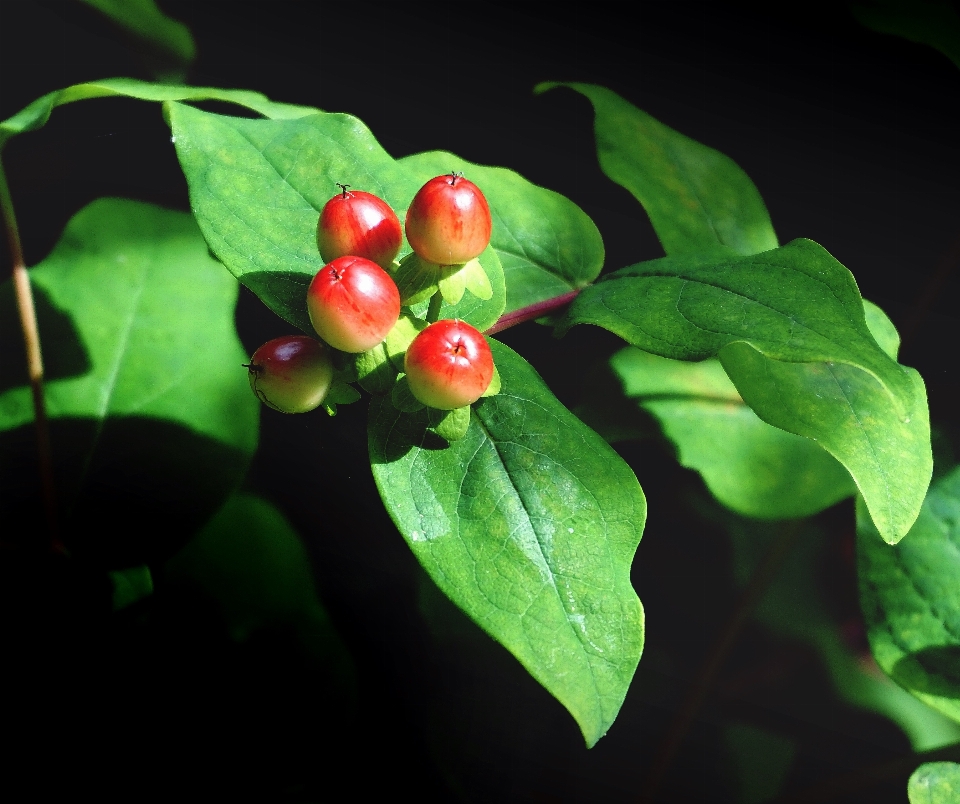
[307,255,401,353]
[405,173,492,266]
[317,185,403,270]
[247,336,334,413]
[404,319,494,410]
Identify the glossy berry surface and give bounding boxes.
[307,255,401,353]
[404,319,494,410]
[247,336,334,413]
[317,186,403,270]
[405,173,492,266]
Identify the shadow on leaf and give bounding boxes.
[242,271,313,333]
[892,645,960,699]
[0,415,249,567]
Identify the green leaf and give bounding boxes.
[369,340,646,746]
[428,405,470,442]
[166,493,353,676]
[908,762,960,804]
[169,104,507,333]
[610,348,855,519]
[0,199,258,563]
[561,240,931,542]
[536,82,777,257]
[109,565,154,611]
[0,78,318,148]
[859,466,960,725]
[78,0,196,82]
[851,0,960,72]
[398,150,604,312]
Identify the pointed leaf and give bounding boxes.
[859,466,960,724]
[399,150,603,312]
[536,82,777,256]
[561,240,931,541]
[369,340,646,746]
[610,348,855,519]
[0,199,257,563]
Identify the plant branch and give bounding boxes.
[639,519,804,803]
[484,288,582,336]
[0,156,59,549]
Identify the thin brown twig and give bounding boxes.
[0,156,60,550]
[770,741,960,803]
[638,520,804,803]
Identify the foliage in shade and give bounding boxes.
[536,82,778,257]
[859,466,960,726]
[398,151,604,313]
[0,199,257,563]
[369,340,646,746]
[908,762,960,804]
[78,0,196,81]
[851,0,960,71]
[560,241,931,542]
[609,348,855,519]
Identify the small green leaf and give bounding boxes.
[536,82,777,257]
[437,266,466,304]
[908,762,960,804]
[369,340,646,746]
[399,150,603,313]
[394,252,440,306]
[109,565,154,611]
[0,199,258,564]
[481,364,501,398]
[79,0,196,82]
[859,466,960,725]
[391,376,424,413]
[561,240,931,541]
[354,343,395,394]
[461,257,494,301]
[610,348,855,519]
[0,78,318,148]
[428,406,470,442]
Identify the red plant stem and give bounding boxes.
[0,157,59,549]
[484,288,582,336]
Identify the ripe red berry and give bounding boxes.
[246,336,334,413]
[307,255,401,353]
[316,185,403,270]
[405,173,492,266]
[404,319,494,410]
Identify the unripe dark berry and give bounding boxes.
[247,336,334,413]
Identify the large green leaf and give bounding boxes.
[859,466,960,725]
[398,151,603,313]
[536,82,778,257]
[368,340,646,747]
[610,348,855,519]
[851,0,960,72]
[168,103,507,333]
[0,77,318,148]
[560,240,931,542]
[909,762,960,804]
[0,199,257,564]
[78,0,196,81]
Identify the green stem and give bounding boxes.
[426,290,443,323]
[0,155,60,551]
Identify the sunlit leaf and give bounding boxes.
[908,761,960,804]
[0,199,257,564]
[561,240,931,542]
[859,466,960,725]
[369,341,645,746]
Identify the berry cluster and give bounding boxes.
[246,174,497,427]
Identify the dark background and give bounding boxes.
[1,1,959,801]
